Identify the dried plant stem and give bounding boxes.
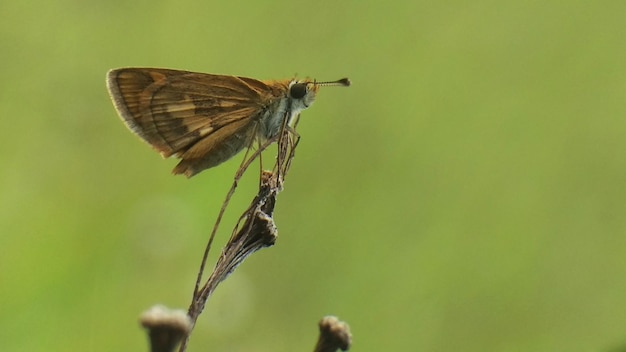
[178,114,301,352]
[191,135,275,300]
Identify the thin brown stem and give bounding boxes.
[179,113,300,351]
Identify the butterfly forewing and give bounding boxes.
[107,68,288,176]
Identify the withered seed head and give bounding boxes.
[314,316,352,352]
[140,305,192,352]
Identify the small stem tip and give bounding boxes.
[140,305,192,352]
[314,316,352,352]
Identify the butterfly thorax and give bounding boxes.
[257,79,318,140]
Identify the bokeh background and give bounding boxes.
[2,1,626,351]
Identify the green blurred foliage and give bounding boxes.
[1,1,626,351]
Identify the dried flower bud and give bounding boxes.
[314,316,352,352]
[140,305,192,352]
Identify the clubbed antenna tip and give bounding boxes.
[316,78,351,87]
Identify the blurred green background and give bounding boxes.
[2,1,626,351]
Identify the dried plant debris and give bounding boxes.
[315,316,352,352]
[188,170,280,319]
[140,305,192,352]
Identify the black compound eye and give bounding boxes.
[289,83,307,99]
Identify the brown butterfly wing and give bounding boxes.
[106,68,284,177]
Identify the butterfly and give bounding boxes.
[106,68,350,177]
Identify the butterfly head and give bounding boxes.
[288,78,351,109]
